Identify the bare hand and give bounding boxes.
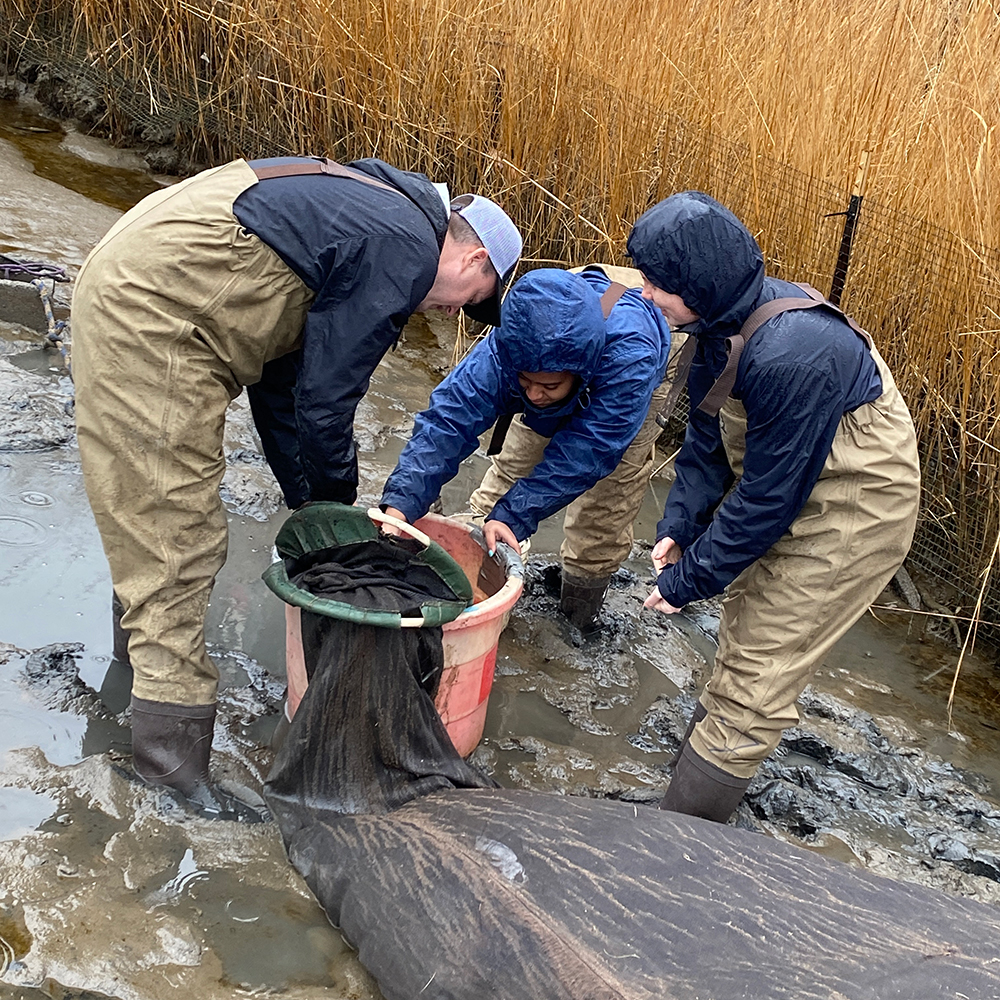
[484,519,521,556]
[643,587,682,615]
[380,506,409,537]
[651,535,682,572]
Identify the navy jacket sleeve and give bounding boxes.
[380,341,506,523]
[251,235,437,506]
[656,359,846,607]
[655,349,736,548]
[247,353,310,508]
[489,350,661,541]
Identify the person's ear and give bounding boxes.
[466,246,489,270]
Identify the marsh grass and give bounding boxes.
[5,0,1000,635]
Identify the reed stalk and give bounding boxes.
[5,0,1000,653]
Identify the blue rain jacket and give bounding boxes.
[627,192,883,608]
[380,268,671,540]
[233,157,449,508]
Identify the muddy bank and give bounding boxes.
[479,561,1000,905]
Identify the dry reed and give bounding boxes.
[4,0,1000,649]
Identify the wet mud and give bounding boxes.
[3,93,1000,999]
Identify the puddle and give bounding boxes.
[0,100,166,212]
[0,788,56,842]
[139,848,352,990]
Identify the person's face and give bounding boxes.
[417,236,497,316]
[518,371,575,408]
[640,275,700,328]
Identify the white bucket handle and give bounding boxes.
[367,507,434,549]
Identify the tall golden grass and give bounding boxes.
[4,0,1000,619]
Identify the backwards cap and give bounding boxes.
[452,194,522,326]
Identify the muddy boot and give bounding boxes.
[111,591,131,667]
[130,696,264,822]
[659,742,751,823]
[560,573,611,632]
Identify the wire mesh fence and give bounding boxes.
[4,3,1000,631]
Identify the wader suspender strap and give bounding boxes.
[598,281,628,316]
[486,279,628,456]
[250,157,406,198]
[674,282,876,420]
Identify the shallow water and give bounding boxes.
[2,93,1000,1000]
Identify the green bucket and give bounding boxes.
[262,502,473,629]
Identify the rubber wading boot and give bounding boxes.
[659,742,751,823]
[111,591,131,667]
[130,696,265,822]
[560,573,611,632]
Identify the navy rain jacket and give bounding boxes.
[233,157,449,508]
[380,268,671,541]
[626,192,883,609]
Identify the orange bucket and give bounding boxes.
[282,511,523,757]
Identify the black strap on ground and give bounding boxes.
[250,156,405,198]
[0,253,69,283]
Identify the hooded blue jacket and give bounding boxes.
[380,268,671,540]
[627,192,883,608]
[233,157,449,509]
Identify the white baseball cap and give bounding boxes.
[451,194,523,326]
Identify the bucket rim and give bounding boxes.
[263,503,473,628]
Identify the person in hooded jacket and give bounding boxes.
[71,154,521,819]
[627,191,920,823]
[380,266,672,627]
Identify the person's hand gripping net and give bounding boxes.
[644,536,684,615]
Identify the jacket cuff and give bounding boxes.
[655,516,699,551]
[656,565,687,608]
[487,503,532,542]
[379,493,425,525]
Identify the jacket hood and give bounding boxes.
[492,269,606,411]
[626,192,764,335]
[349,158,450,248]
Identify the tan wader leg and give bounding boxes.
[73,161,313,706]
[469,380,669,578]
[561,378,669,578]
[688,348,920,779]
[469,414,548,555]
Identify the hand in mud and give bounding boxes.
[380,506,409,536]
[484,519,520,557]
[644,587,682,615]
[651,536,682,572]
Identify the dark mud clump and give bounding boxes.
[485,559,1000,906]
[0,359,75,451]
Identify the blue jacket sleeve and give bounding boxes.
[489,352,661,540]
[655,353,736,548]
[656,360,845,607]
[380,342,506,523]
